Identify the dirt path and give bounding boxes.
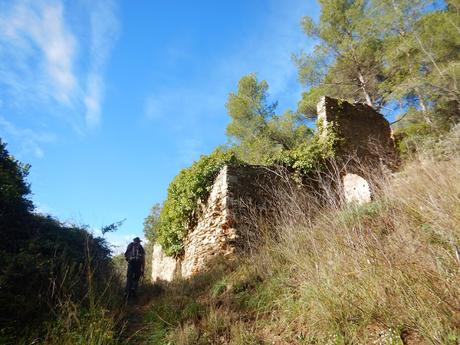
[121,284,162,344]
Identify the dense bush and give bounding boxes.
[0,140,118,343]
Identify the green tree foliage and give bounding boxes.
[295,0,386,117]
[297,0,459,127]
[0,140,33,247]
[375,0,460,127]
[143,203,162,242]
[156,149,241,256]
[0,139,115,341]
[226,74,313,163]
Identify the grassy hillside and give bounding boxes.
[139,125,460,344]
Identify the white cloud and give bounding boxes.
[36,3,77,102]
[84,74,103,128]
[0,0,119,130]
[0,0,76,104]
[0,116,57,158]
[83,0,119,128]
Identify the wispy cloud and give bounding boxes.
[83,0,119,128]
[142,0,312,164]
[216,0,312,106]
[0,0,119,131]
[0,0,76,105]
[0,116,57,158]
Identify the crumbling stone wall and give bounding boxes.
[181,165,281,278]
[342,173,372,204]
[151,97,396,281]
[151,243,178,283]
[152,165,281,281]
[180,166,236,278]
[317,96,396,167]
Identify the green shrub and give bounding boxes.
[0,139,121,342]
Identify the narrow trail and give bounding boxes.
[122,283,161,344]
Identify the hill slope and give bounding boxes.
[139,126,460,345]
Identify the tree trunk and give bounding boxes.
[420,101,433,126]
[416,90,433,126]
[358,72,374,108]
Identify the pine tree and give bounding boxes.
[295,0,386,118]
[226,74,312,163]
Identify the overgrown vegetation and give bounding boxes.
[276,121,340,175]
[151,73,321,255]
[140,125,460,344]
[0,140,125,344]
[154,121,340,256]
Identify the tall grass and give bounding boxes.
[147,126,460,344]
[244,128,460,344]
[17,234,127,345]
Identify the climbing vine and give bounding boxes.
[156,149,241,256]
[275,121,341,175]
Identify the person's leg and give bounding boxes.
[130,262,141,297]
[125,261,134,297]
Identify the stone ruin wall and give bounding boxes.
[180,166,237,278]
[318,96,397,204]
[151,165,280,282]
[151,96,396,283]
[317,96,396,168]
[151,166,234,282]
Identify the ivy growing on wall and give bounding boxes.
[156,149,242,256]
[275,122,340,175]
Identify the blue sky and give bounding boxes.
[0,0,319,252]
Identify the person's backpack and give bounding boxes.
[128,243,144,262]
